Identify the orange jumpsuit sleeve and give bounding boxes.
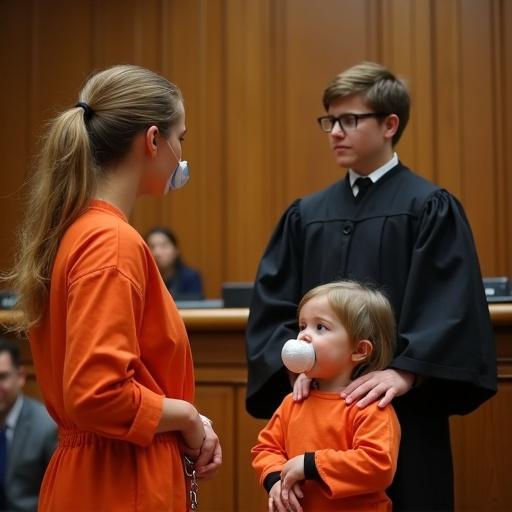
[314,404,401,499]
[63,266,163,447]
[251,397,291,485]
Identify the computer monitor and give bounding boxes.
[222,282,253,308]
[483,277,512,303]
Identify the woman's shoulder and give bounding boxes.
[62,205,149,285]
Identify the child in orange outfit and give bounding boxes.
[252,281,401,512]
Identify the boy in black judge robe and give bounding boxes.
[245,62,496,511]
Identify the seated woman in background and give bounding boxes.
[146,227,204,301]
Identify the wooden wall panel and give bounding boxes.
[492,0,511,277]
[236,386,268,512]
[380,0,418,173]
[450,372,512,511]
[503,0,512,278]
[194,384,236,512]
[459,1,498,274]
[0,1,32,272]
[0,0,511,294]
[30,0,93,127]
[224,0,277,281]
[380,0,436,180]
[433,0,463,197]
[281,0,375,204]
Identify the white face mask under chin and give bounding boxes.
[165,141,190,192]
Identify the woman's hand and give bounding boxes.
[192,417,222,479]
[292,373,312,402]
[280,455,305,510]
[181,410,205,451]
[341,369,415,408]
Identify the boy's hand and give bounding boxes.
[342,368,415,408]
[269,480,303,512]
[292,373,312,401]
[280,455,305,509]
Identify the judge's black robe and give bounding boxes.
[245,163,497,511]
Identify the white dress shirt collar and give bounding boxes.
[349,152,399,192]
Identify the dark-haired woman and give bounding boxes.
[146,227,204,301]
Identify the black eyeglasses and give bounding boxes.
[317,112,389,133]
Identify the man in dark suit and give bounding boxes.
[0,338,57,512]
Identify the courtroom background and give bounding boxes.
[0,1,511,511]
[0,0,511,295]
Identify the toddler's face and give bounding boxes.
[297,295,355,380]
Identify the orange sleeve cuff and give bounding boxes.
[125,386,164,447]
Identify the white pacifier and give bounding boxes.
[281,339,316,373]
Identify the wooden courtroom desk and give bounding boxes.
[1,305,511,512]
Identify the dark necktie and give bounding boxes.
[0,426,6,509]
[354,177,373,201]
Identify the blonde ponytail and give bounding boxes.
[4,106,95,331]
[3,65,183,331]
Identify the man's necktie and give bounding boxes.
[354,177,373,201]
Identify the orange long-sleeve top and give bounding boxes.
[252,390,401,512]
[29,200,195,511]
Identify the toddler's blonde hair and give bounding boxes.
[298,281,396,376]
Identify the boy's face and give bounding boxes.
[297,295,356,381]
[326,94,397,175]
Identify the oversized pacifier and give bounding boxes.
[281,339,316,373]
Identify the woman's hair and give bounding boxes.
[322,61,410,146]
[298,281,396,377]
[3,65,183,332]
[145,226,183,269]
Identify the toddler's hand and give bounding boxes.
[280,455,305,509]
[292,373,312,401]
[269,480,303,512]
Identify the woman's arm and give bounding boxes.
[156,398,205,449]
[65,268,203,447]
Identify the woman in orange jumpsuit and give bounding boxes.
[6,65,221,511]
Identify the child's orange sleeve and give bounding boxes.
[251,396,293,485]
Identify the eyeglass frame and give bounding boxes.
[317,112,390,133]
